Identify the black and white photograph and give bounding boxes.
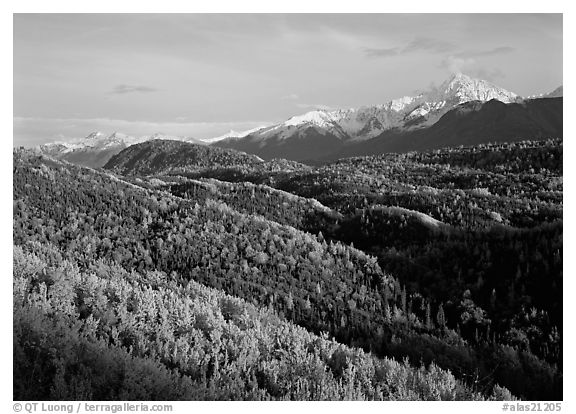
[10,8,566,408]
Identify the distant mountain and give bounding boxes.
[38,132,202,168]
[200,126,268,144]
[103,139,264,176]
[216,73,522,161]
[543,86,563,98]
[38,76,562,167]
[333,97,563,159]
[526,85,563,100]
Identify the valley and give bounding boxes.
[13,136,562,400]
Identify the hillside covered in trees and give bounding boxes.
[13,138,562,401]
[104,140,265,176]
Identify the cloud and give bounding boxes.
[365,37,456,58]
[364,47,400,58]
[13,116,272,147]
[110,84,158,94]
[439,56,505,81]
[438,46,512,81]
[403,38,456,54]
[365,39,514,66]
[281,93,300,100]
[468,67,506,81]
[455,46,515,58]
[440,56,478,74]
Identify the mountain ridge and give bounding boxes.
[218,73,521,146]
[37,74,563,166]
[216,75,561,162]
[331,97,563,160]
[38,132,202,168]
[103,139,264,176]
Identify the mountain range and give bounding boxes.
[216,73,562,162]
[37,73,562,166]
[333,97,562,160]
[227,73,520,144]
[200,126,269,144]
[38,132,204,168]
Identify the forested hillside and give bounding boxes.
[13,12,563,404]
[16,242,502,401]
[13,140,563,400]
[113,139,563,399]
[104,139,264,175]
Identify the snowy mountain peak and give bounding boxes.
[107,131,132,141]
[74,131,135,148]
[446,72,473,84]
[232,73,520,145]
[435,72,518,104]
[85,131,107,140]
[39,131,205,158]
[201,126,268,143]
[284,110,336,128]
[142,133,187,142]
[38,131,209,168]
[387,96,420,112]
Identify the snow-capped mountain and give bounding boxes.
[216,74,559,162]
[41,132,141,153]
[200,126,268,144]
[335,96,562,160]
[38,74,561,167]
[225,73,519,145]
[39,132,202,168]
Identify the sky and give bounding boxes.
[13,13,563,146]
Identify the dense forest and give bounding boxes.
[161,140,563,367]
[15,242,514,400]
[104,139,265,176]
[13,138,562,400]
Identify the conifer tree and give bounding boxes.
[426,303,433,330]
[437,303,446,329]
